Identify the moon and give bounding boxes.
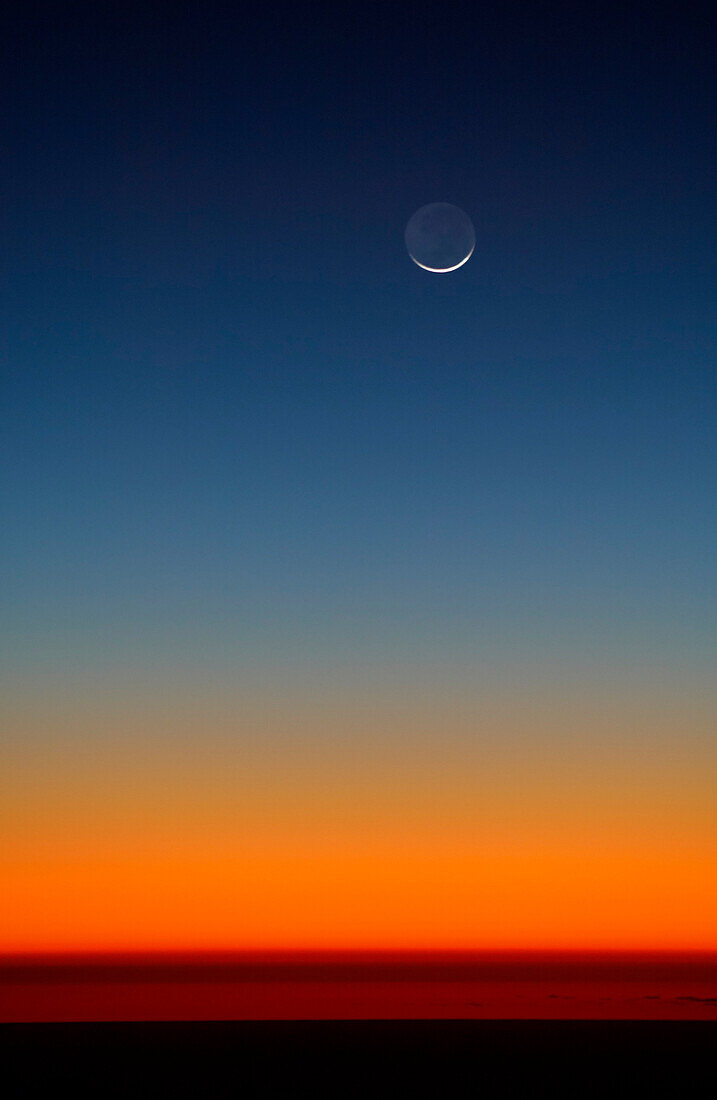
[405,203,475,273]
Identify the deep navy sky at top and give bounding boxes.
[1,1,715,682]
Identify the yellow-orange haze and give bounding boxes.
[3,679,716,951]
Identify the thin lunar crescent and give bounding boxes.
[405,203,475,273]
[410,247,475,273]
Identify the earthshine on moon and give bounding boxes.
[405,203,475,273]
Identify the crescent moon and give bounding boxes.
[409,242,475,274]
[404,203,476,274]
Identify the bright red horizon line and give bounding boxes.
[4,948,716,1022]
[4,948,717,965]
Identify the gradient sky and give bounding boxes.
[2,2,716,952]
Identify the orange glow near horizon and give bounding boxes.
[4,844,717,954]
[3,679,716,953]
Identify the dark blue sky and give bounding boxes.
[2,1,715,687]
